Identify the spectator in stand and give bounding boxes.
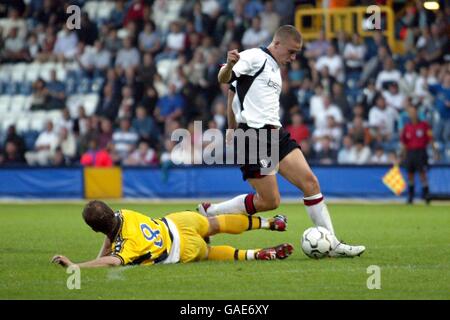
[25,121,59,166]
[313,115,342,152]
[1,27,28,62]
[124,141,158,166]
[348,115,372,146]
[46,69,66,110]
[429,72,450,147]
[132,106,160,143]
[53,24,78,61]
[286,113,310,145]
[400,59,419,97]
[370,144,389,164]
[375,58,402,91]
[108,0,126,29]
[112,117,139,162]
[337,135,353,164]
[80,139,113,167]
[97,118,114,150]
[382,82,406,113]
[117,85,135,119]
[314,136,337,165]
[55,108,74,134]
[288,59,306,89]
[96,83,119,121]
[30,78,50,111]
[3,125,25,160]
[123,0,146,27]
[115,36,140,72]
[0,141,26,166]
[78,116,100,156]
[304,30,330,60]
[187,1,212,35]
[315,45,344,83]
[154,83,185,131]
[368,95,399,142]
[241,16,270,49]
[155,21,185,62]
[348,138,371,165]
[312,94,343,131]
[360,46,389,87]
[331,83,351,120]
[0,7,27,39]
[260,0,280,36]
[343,33,366,74]
[138,20,161,55]
[57,127,77,164]
[76,12,98,46]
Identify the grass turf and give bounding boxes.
[0,202,449,300]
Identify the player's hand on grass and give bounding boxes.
[227,50,240,67]
[51,255,74,268]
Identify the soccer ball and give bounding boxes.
[301,226,333,259]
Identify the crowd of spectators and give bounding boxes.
[0,0,449,168]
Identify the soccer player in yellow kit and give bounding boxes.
[51,200,292,268]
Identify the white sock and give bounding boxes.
[303,193,336,236]
[207,194,248,215]
[246,250,256,260]
[260,218,270,229]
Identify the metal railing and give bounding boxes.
[295,5,402,53]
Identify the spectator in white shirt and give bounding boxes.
[382,82,406,112]
[370,145,389,164]
[25,121,59,166]
[368,95,399,141]
[124,141,158,166]
[53,24,79,61]
[348,138,371,165]
[0,7,27,39]
[115,37,140,72]
[260,0,281,36]
[312,94,343,131]
[375,58,401,90]
[316,45,344,82]
[112,118,139,162]
[399,59,419,97]
[343,33,366,72]
[241,16,270,49]
[337,135,354,164]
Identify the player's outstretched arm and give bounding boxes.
[218,49,239,84]
[51,255,122,268]
[97,236,112,258]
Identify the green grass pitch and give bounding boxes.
[0,202,449,300]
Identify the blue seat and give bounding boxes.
[24,130,40,150]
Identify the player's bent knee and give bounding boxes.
[261,196,280,211]
[303,173,320,195]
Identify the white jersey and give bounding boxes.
[229,47,282,128]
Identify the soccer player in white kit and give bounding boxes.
[198,25,365,257]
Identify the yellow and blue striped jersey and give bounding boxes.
[110,209,173,266]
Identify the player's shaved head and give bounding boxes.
[273,25,302,45]
[83,200,116,234]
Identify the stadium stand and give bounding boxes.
[0,0,449,168]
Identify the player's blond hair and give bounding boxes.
[274,25,302,44]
